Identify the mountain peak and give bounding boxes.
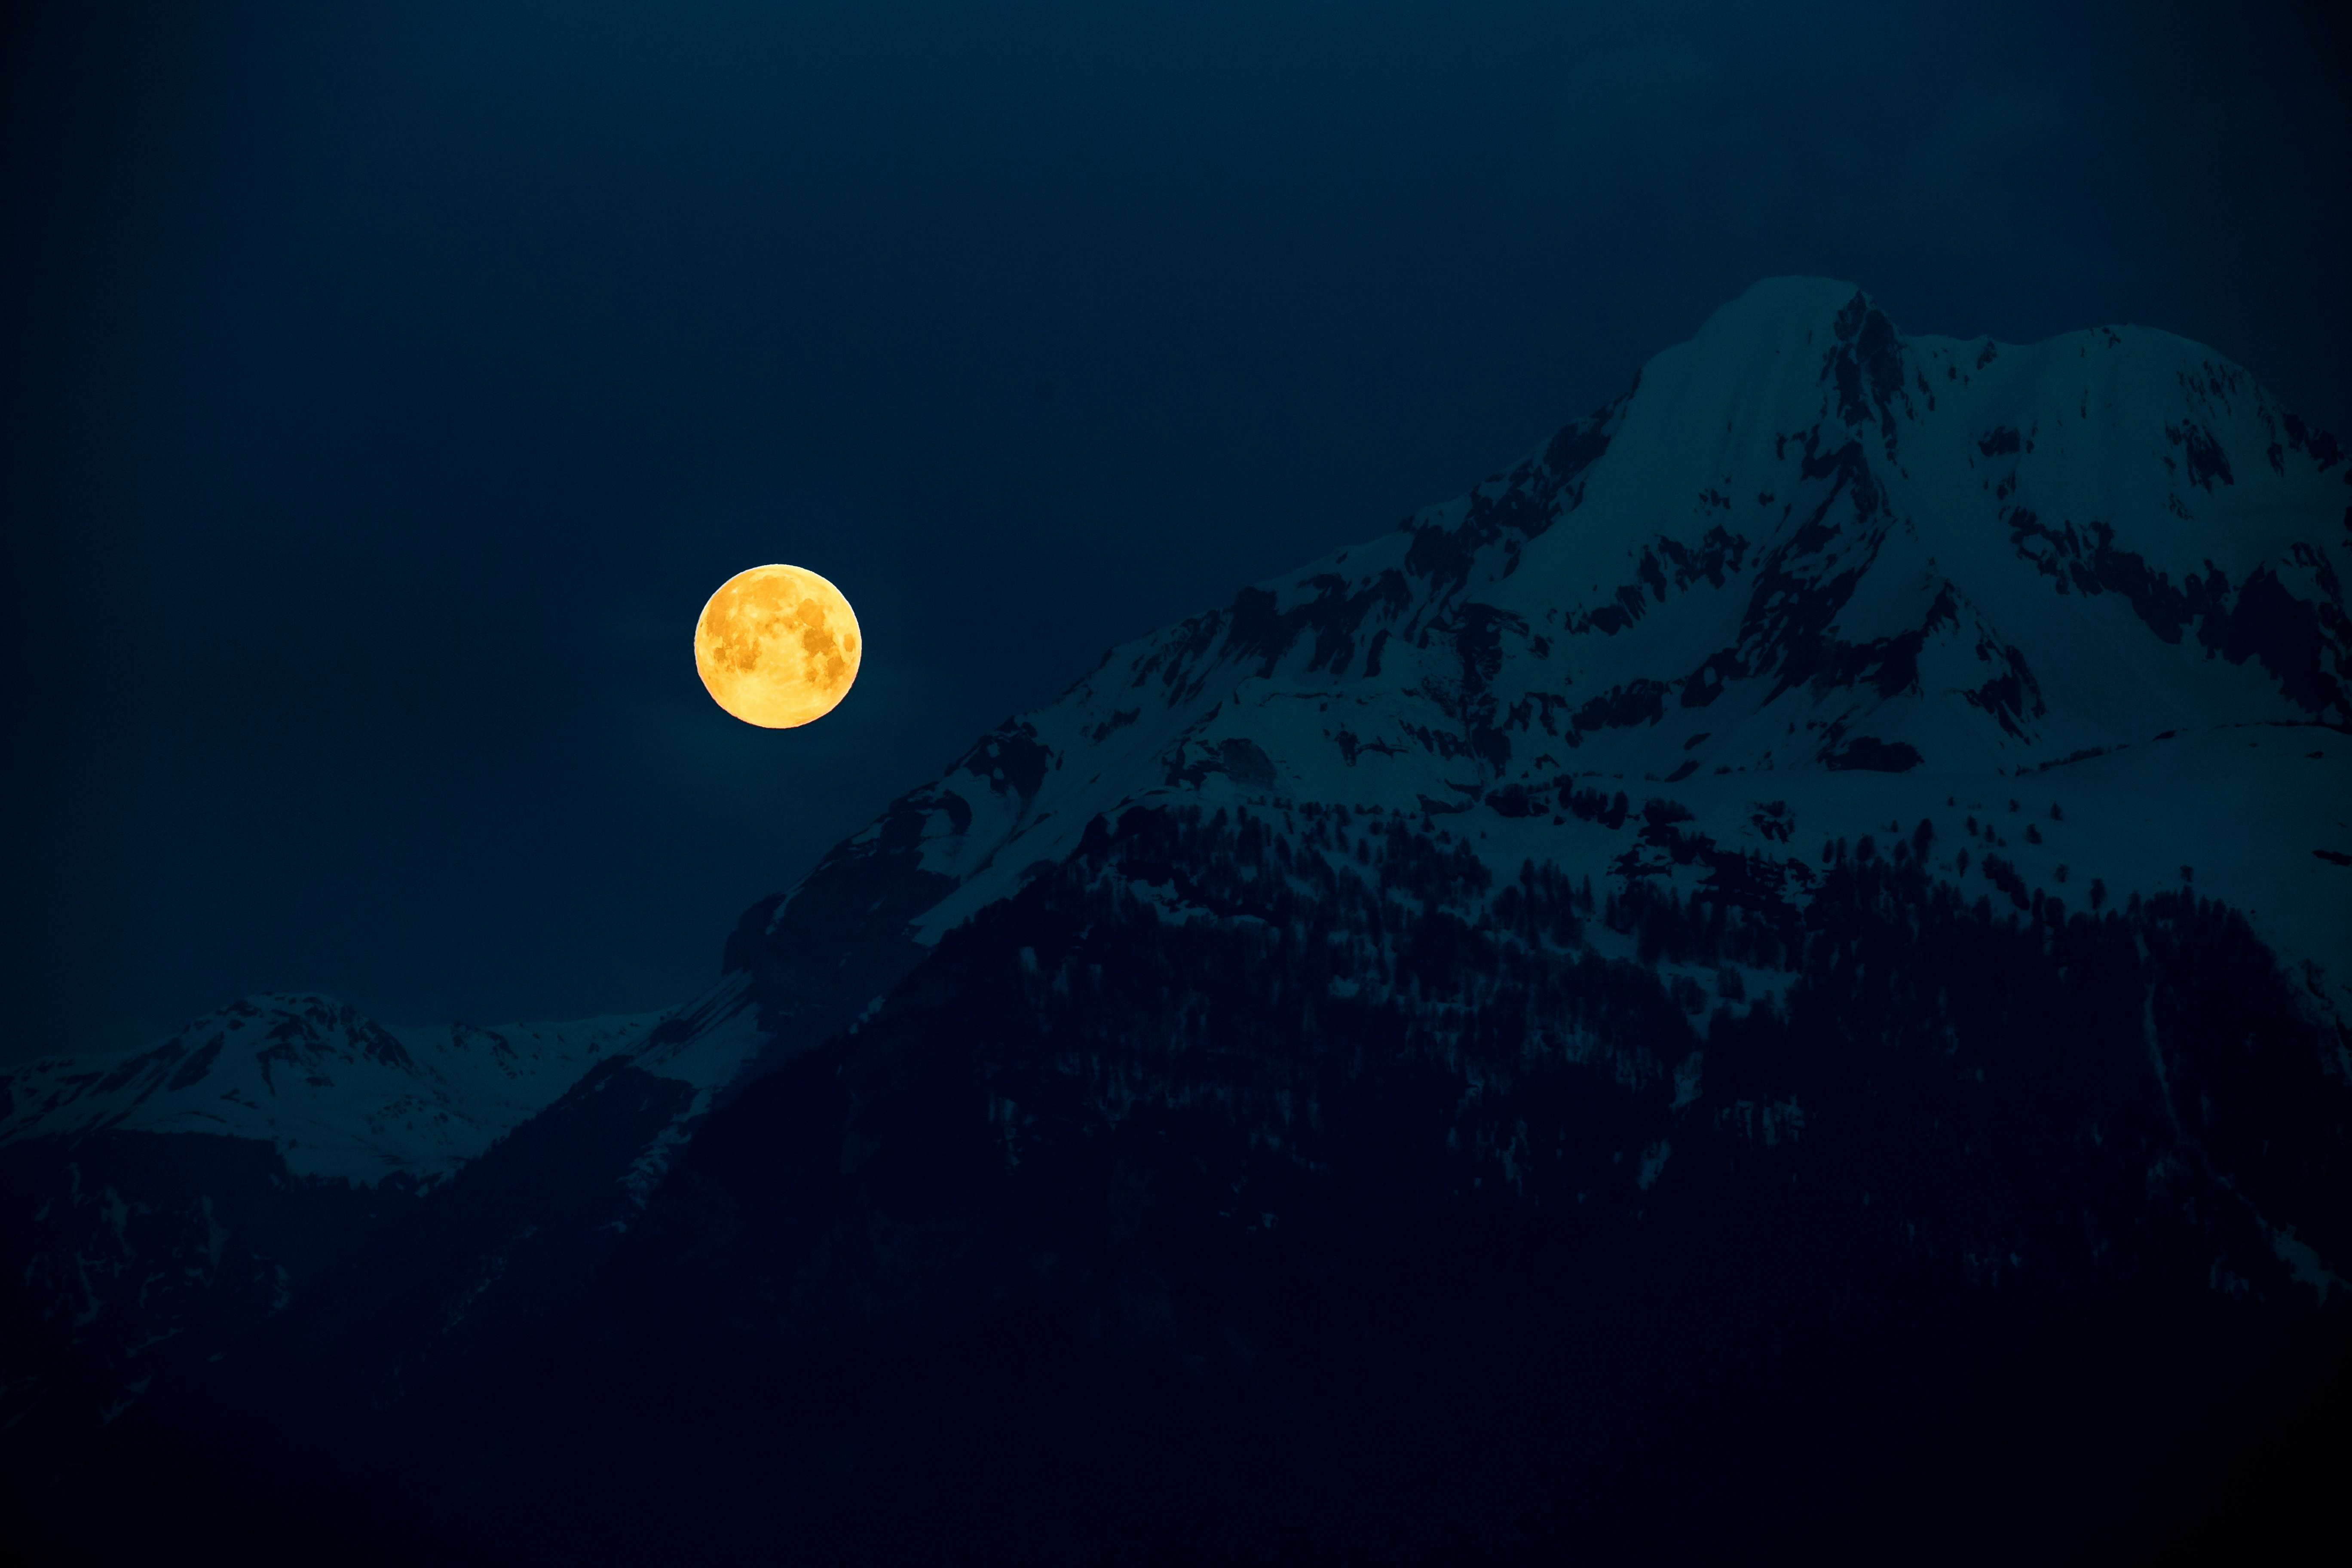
[1689,273,1886,351]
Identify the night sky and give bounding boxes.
[5,0,2345,1065]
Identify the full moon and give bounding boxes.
[693,564,862,728]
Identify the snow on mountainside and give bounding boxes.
[0,978,769,1451]
[743,276,2352,1043]
[0,981,771,1188]
[0,995,660,1185]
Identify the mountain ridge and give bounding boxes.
[7,277,2348,1560]
[732,276,2350,1075]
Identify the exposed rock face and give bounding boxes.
[8,280,2347,1562]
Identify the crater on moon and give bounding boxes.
[694,564,862,729]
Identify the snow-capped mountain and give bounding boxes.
[0,980,766,1458]
[0,994,662,1185]
[467,277,2346,1561]
[741,275,2350,1054]
[9,279,2347,1561]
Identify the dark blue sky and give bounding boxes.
[5,0,2345,1061]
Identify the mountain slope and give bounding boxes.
[10,278,2349,1561]
[741,276,2351,1060]
[0,994,661,1185]
[0,980,767,1467]
[444,812,2352,1560]
[414,280,2351,1561]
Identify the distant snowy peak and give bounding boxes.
[740,279,2349,1041]
[0,981,767,1185]
[1101,275,2347,790]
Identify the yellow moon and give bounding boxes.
[693,564,862,728]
